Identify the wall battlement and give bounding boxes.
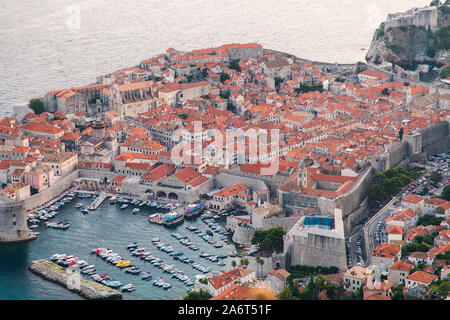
[385,6,438,32]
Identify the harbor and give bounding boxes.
[0,192,239,300]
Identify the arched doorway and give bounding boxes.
[168,192,179,200]
[156,191,167,199]
[145,189,155,199]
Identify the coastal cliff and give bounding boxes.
[366,4,450,68]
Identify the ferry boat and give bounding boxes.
[163,212,184,227]
[184,204,204,218]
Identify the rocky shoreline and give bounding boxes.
[29,259,122,300]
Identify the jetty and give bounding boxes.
[29,259,122,300]
[87,192,109,211]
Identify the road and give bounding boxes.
[363,166,432,267]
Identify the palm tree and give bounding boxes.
[259,258,265,278]
[255,257,261,278]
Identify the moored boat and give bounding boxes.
[163,211,184,227]
[121,283,135,292]
[184,203,204,218]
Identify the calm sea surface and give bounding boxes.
[0,0,429,116]
[0,0,430,300]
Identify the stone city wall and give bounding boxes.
[21,170,80,213]
[286,231,347,271]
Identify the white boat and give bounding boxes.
[121,204,129,210]
[121,284,135,292]
[132,208,140,214]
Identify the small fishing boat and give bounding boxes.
[132,208,140,214]
[127,242,138,250]
[106,280,122,288]
[121,204,129,210]
[125,266,141,274]
[142,272,152,280]
[76,203,82,208]
[116,260,131,268]
[121,284,135,292]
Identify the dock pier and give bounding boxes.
[29,259,122,300]
[88,192,109,211]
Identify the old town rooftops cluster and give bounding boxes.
[1,42,449,205]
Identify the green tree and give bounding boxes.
[352,284,364,300]
[220,73,230,83]
[381,88,390,96]
[295,83,323,94]
[259,258,265,277]
[278,287,299,300]
[28,98,45,115]
[231,260,237,268]
[183,289,212,300]
[440,65,450,79]
[431,280,450,299]
[442,185,450,201]
[430,0,441,7]
[420,186,429,195]
[391,283,405,300]
[229,59,242,72]
[251,227,285,252]
[220,91,230,99]
[430,171,443,183]
[398,127,404,140]
[274,77,284,87]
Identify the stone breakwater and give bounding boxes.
[29,259,122,300]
